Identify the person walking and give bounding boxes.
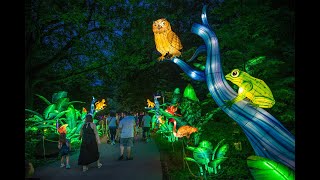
[142,112,152,143]
[107,111,117,145]
[78,114,102,172]
[118,111,136,160]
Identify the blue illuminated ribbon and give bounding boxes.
[90,96,96,115]
[169,5,295,170]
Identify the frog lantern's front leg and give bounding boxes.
[224,82,252,108]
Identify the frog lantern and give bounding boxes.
[224,69,275,108]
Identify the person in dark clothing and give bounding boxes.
[138,112,144,127]
[107,111,117,145]
[78,114,102,172]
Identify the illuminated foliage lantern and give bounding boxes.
[171,88,181,105]
[156,117,176,142]
[183,83,199,102]
[180,84,201,128]
[185,139,228,177]
[25,91,85,137]
[247,155,295,180]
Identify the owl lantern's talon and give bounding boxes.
[164,52,172,59]
[158,56,165,61]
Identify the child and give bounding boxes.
[58,132,71,169]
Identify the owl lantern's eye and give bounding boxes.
[231,69,240,77]
[160,21,165,27]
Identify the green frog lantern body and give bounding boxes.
[225,69,275,108]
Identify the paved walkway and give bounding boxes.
[31,137,163,180]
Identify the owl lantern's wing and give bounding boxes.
[167,31,183,50]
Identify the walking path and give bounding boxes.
[31,137,163,180]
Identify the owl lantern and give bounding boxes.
[152,18,183,61]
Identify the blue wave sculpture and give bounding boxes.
[167,5,295,170]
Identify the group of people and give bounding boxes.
[57,111,153,172]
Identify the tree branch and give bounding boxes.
[31,26,113,77]
[35,61,112,85]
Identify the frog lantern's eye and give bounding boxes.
[231,69,240,77]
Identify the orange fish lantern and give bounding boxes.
[82,107,87,113]
[58,124,68,134]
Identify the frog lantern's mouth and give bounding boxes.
[225,74,241,86]
[225,74,232,81]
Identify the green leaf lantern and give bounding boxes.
[55,97,70,112]
[183,84,199,102]
[247,155,295,180]
[192,147,212,165]
[66,105,77,129]
[193,63,206,71]
[35,94,52,105]
[171,88,181,105]
[216,144,229,159]
[43,104,57,119]
[52,91,68,103]
[208,157,228,171]
[199,140,213,150]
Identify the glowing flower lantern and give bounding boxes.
[165,105,181,116]
[158,116,165,125]
[58,124,68,134]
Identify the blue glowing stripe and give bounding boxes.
[171,57,205,81]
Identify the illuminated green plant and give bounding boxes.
[247,155,295,180]
[63,105,88,141]
[184,139,228,178]
[25,91,85,142]
[156,118,176,142]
